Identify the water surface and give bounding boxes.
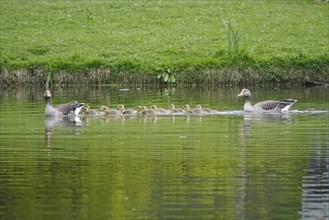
[0,86,328,220]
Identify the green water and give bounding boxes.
[0,86,328,220]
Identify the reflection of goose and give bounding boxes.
[45,117,83,146]
[243,111,294,122]
[237,89,297,113]
[44,90,85,117]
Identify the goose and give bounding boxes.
[117,104,137,115]
[99,105,122,116]
[237,88,297,113]
[82,104,102,116]
[168,104,183,113]
[116,104,125,112]
[195,104,215,114]
[139,106,157,115]
[183,104,204,114]
[151,105,169,115]
[44,90,85,117]
[122,105,142,115]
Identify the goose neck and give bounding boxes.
[44,96,52,105]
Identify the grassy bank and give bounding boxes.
[0,0,328,86]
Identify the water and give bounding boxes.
[0,85,328,220]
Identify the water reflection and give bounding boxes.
[45,116,84,146]
[240,112,294,142]
[301,141,329,220]
[2,86,328,220]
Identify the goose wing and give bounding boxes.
[254,100,280,110]
[254,99,297,111]
[56,101,85,115]
[277,99,297,112]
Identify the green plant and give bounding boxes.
[223,18,241,56]
[157,69,176,84]
[45,72,52,90]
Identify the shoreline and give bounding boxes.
[1,63,328,87]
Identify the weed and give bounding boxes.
[223,18,241,56]
[157,69,176,85]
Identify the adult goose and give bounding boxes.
[237,89,297,113]
[44,90,85,117]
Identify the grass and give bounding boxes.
[0,0,328,86]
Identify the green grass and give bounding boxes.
[0,0,328,85]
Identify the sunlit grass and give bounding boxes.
[0,0,328,84]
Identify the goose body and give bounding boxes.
[82,105,102,116]
[237,89,297,113]
[139,106,157,115]
[151,105,169,115]
[183,104,204,114]
[169,104,183,113]
[119,105,139,115]
[195,104,215,114]
[99,105,122,116]
[44,90,85,117]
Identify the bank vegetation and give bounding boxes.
[1,0,328,87]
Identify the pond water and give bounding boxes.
[0,85,328,220]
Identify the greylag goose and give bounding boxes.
[237,89,297,113]
[44,90,85,117]
[151,105,169,115]
[139,106,157,115]
[82,105,102,116]
[99,105,122,116]
[183,104,204,114]
[195,104,215,114]
[116,104,125,112]
[125,106,141,115]
[169,104,183,113]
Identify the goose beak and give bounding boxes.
[237,92,243,97]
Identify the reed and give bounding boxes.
[223,18,241,56]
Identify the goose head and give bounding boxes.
[151,105,158,110]
[99,105,109,112]
[82,104,91,113]
[169,104,175,110]
[141,106,147,111]
[135,106,142,111]
[237,89,251,98]
[44,90,52,104]
[183,104,190,111]
[116,104,125,111]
